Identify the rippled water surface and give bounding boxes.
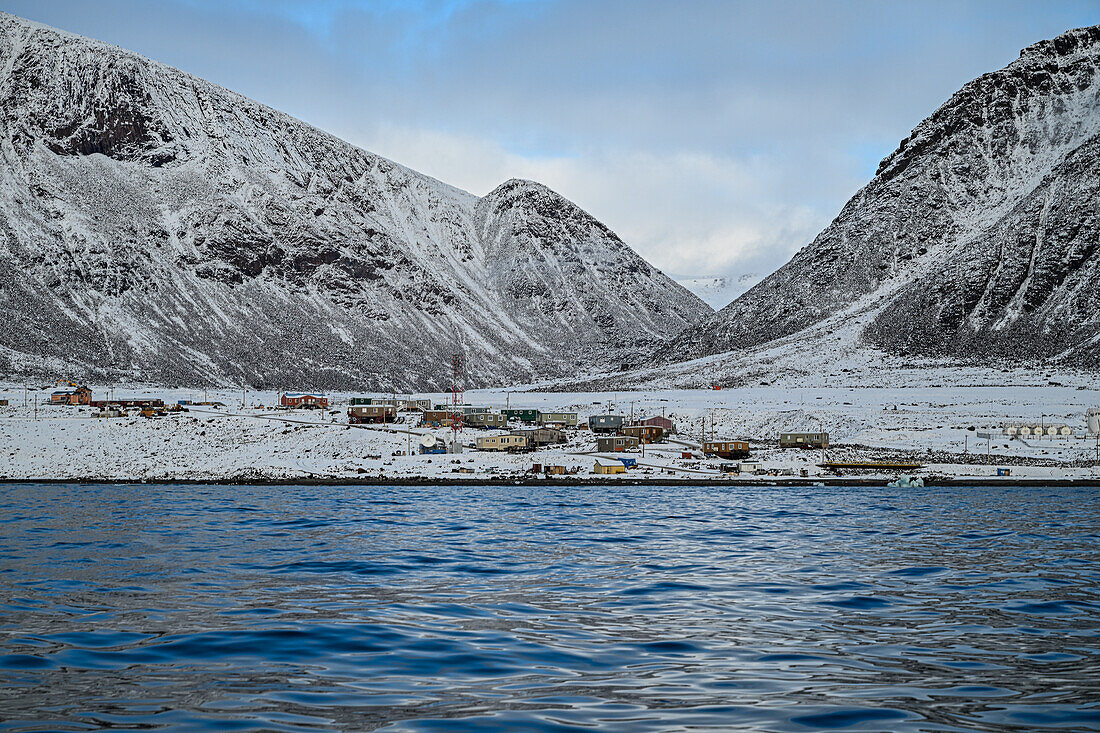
[0,483,1098,731]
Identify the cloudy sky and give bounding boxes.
[4,0,1097,305]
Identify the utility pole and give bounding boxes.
[987,434,991,464]
[33,393,37,421]
[964,434,968,457]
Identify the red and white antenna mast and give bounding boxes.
[450,353,464,441]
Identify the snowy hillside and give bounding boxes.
[661,25,1100,369]
[0,13,709,390]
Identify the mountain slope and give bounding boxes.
[661,25,1100,368]
[0,13,709,389]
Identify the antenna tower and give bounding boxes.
[450,353,464,441]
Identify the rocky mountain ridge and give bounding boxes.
[0,12,709,389]
[663,25,1100,369]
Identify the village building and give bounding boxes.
[348,405,395,424]
[465,412,508,429]
[539,412,578,428]
[621,424,665,443]
[779,432,829,449]
[476,434,529,452]
[503,408,541,423]
[589,414,626,433]
[49,386,92,405]
[91,398,165,409]
[593,458,626,474]
[510,427,567,447]
[421,410,456,427]
[703,440,751,459]
[639,415,675,433]
[281,393,329,409]
[352,397,431,412]
[596,435,640,452]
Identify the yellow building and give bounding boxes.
[593,459,626,475]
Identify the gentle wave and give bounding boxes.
[0,482,1097,731]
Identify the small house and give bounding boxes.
[421,410,456,427]
[779,432,829,449]
[597,435,639,452]
[503,408,541,423]
[622,424,664,443]
[639,415,675,433]
[476,434,529,452]
[281,393,329,409]
[543,465,567,475]
[511,427,567,447]
[49,386,92,406]
[703,440,750,459]
[348,405,395,424]
[465,412,508,429]
[593,458,626,475]
[539,412,578,428]
[589,414,626,434]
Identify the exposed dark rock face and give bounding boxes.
[661,25,1100,368]
[0,13,709,389]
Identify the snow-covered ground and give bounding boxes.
[2,378,1097,482]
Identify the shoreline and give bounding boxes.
[3,476,1099,487]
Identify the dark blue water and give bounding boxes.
[0,483,1097,731]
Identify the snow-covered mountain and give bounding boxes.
[662,26,1100,369]
[0,13,709,390]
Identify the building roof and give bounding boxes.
[284,392,324,398]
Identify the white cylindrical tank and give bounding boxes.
[1088,408,1100,435]
[1004,425,1018,436]
[1032,426,1044,438]
[1018,426,1031,436]
[1046,425,1059,436]
[1059,425,1073,436]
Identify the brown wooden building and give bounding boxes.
[702,440,750,459]
[348,405,396,424]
